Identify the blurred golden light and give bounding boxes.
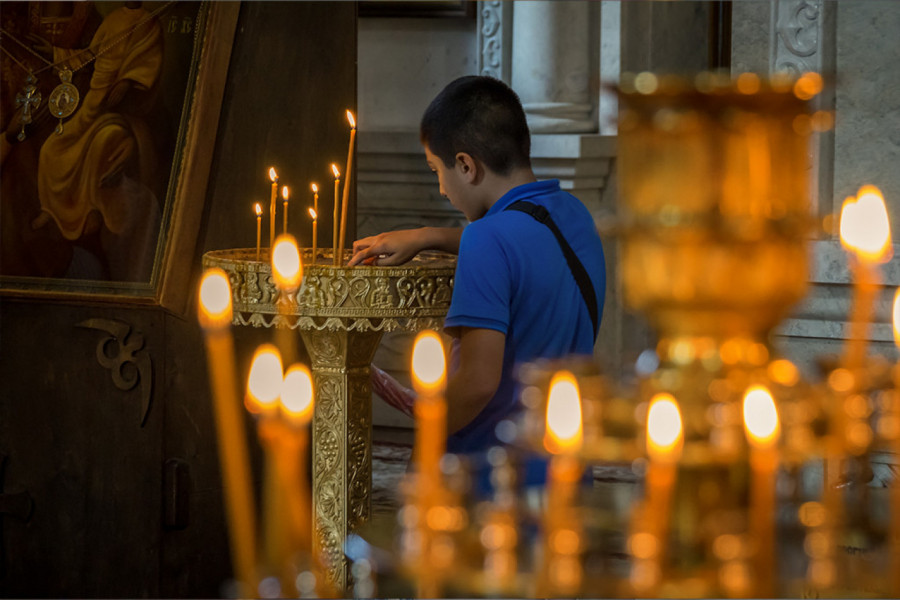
[742,385,780,447]
[768,359,800,386]
[346,109,356,129]
[254,203,262,217]
[198,268,232,329]
[271,234,303,290]
[736,72,761,95]
[840,186,892,263]
[268,166,278,182]
[282,185,290,200]
[798,501,826,528]
[331,163,340,179]
[544,370,583,454]
[793,72,823,100]
[281,363,314,426]
[247,344,283,412]
[311,183,318,193]
[411,330,446,396]
[646,393,683,461]
[308,207,317,220]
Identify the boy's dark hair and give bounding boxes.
[420,76,531,175]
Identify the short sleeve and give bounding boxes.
[444,223,511,334]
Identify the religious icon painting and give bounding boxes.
[0,1,239,312]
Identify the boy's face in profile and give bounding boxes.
[424,144,484,222]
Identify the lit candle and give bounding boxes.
[268,167,278,251]
[278,364,315,556]
[331,164,340,266]
[410,330,447,599]
[410,330,447,496]
[282,185,290,235]
[892,289,900,596]
[271,234,303,365]
[839,185,892,371]
[337,110,357,264]
[634,393,683,595]
[308,207,318,264]
[254,203,262,262]
[742,384,780,597]
[539,370,584,597]
[198,269,258,591]
[246,344,287,576]
[311,183,319,260]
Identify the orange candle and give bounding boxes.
[282,185,290,235]
[338,110,356,262]
[743,384,780,597]
[839,185,892,371]
[540,370,584,597]
[411,330,447,496]
[892,289,900,596]
[635,393,683,595]
[198,269,258,590]
[331,164,340,265]
[268,167,278,250]
[310,183,319,260]
[279,364,315,555]
[255,203,262,261]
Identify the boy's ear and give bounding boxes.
[455,152,480,183]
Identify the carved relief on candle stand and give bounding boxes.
[76,318,154,426]
[203,248,455,588]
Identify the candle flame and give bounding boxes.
[331,164,340,179]
[839,185,892,263]
[544,370,583,454]
[271,234,303,290]
[247,344,283,412]
[346,109,356,129]
[742,385,780,447]
[892,288,900,348]
[646,393,683,462]
[268,167,278,182]
[308,207,317,220]
[282,185,290,201]
[281,363,314,425]
[198,268,232,329]
[411,330,446,396]
[311,183,318,193]
[254,203,262,217]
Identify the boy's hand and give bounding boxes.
[371,365,415,418]
[349,229,426,266]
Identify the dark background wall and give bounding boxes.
[0,3,356,597]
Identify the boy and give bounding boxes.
[349,76,605,455]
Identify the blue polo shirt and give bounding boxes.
[444,179,606,454]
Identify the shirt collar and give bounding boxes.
[486,179,561,217]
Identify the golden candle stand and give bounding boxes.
[202,247,456,590]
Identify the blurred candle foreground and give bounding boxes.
[198,269,258,590]
[338,110,356,264]
[839,185,892,371]
[246,344,287,578]
[743,384,780,597]
[278,364,315,559]
[892,289,900,596]
[268,167,279,251]
[540,370,584,597]
[636,393,683,595]
[410,330,447,598]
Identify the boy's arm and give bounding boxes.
[445,327,505,434]
[349,226,464,266]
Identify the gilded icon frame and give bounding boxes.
[0,1,240,314]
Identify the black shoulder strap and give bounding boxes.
[504,200,599,338]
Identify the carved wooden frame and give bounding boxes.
[0,2,241,315]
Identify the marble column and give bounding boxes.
[510,1,595,133]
